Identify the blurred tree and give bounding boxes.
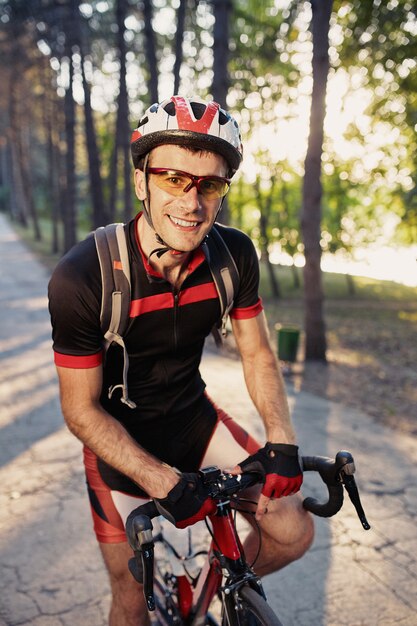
[108,0,133,224]
[62,0,78,251]
[173,0,186,94]
[334,0,417,243]
[0,0,44,237]
[212,0,232,224]
[76,1,107,229]
[301,0,332,362]
[227,0,301,247]
[276,173,303,289]
[212,0,231,108]
[253,165,281,298]
[143,0,159,103]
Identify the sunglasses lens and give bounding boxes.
[152,171,190,196]
[150,170,230,199]
[199,178,229,199]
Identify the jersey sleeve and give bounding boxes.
[48,236,104,368]
[216,226,263,320]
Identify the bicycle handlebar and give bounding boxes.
[126,450,370,611]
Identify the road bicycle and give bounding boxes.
[126,450,370,625]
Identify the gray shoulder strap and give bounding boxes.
[203,225,240,345]
[94,223,136,409]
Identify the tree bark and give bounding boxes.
[63,48,77,251]
[108,0,134,224]
[7,34,29,227]
[143,0,159,104]
[212,0,232,224]
[301,0,332,361]
[79,45,107,229]
[173,0,186,94]
[255,175,281,299]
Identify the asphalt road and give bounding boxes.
[1,213,416,626]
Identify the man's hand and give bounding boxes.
[154,473,216,529]
[231,443,303,520]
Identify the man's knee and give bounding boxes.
[291,504,315,559]
[260,494,315,558]
[100,541,147,618]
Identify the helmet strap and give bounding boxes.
[141,153,154,229]
[147,232,174,261]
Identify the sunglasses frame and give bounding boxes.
[147,167,231,199]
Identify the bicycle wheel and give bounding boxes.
[225,585,283,626]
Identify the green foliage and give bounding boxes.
[229,160,303,264]
[332,0,417,239]
[1,0,416,254]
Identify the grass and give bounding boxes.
[260,263,417,435]
[259,262,417,302]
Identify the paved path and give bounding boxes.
[0,213,416,626]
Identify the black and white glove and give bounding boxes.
[154,473,216,529]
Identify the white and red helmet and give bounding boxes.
[131,96,243,175]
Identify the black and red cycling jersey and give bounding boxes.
[48,214,263,493]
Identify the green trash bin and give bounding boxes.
[276,325,300,363]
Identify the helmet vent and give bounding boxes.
[218,110,229,125]
[164,100,210,121]
[137,116,148,128]
[164,102,176,116]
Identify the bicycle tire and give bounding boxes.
[229,585,284,626]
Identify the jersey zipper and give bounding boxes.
[173,290,179,350]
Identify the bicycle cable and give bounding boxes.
[231,495,263,568]
[204,496,263,570]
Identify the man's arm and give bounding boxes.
[231,311,295,444]
[56,365,179,498]
[231,312,301,519]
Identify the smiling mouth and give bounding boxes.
[169,216,200,228]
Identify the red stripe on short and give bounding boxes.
[83,447,130,544]
[206,394,260,456]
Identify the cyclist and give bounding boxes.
[48,95,314,626]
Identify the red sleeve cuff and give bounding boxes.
[230,298,263,320]
[54,351,103,369]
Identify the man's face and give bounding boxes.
[134,145,228,253]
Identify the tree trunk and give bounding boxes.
[212,0,232,225]
[143,0,159,103]
[0,142,13,215]
[301,0,332,362]
[80,49,106,229]
[109,0,134,224]
[118,0,134,222]
[46,90,60,254]
[212,0,231,108]
[20,105,42,240]
[7,43,29,227]
[173,0,186,94]
[292,264,300,289]
[255,175,281,298]
[63,51,77,251]
[346,272,355,296]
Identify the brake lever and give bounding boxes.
[333,451,370,530]
[341,472,371,530]
[126,510,156,611]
